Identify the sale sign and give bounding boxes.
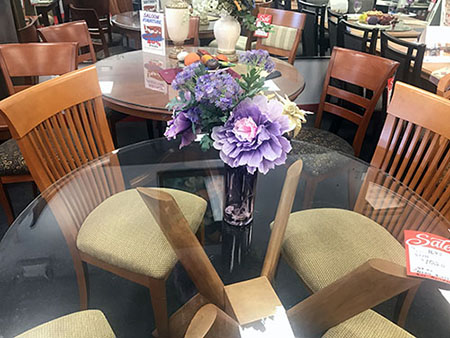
[254,14,272,38]
[404,230,450,284]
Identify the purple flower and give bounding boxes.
[164,108,200,148]
[239,49,275,73]
[195,71,242,110]
[172,62,204,91]
[211,95,292,174]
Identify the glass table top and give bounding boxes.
[0,138,449,337]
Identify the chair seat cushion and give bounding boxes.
[0,139,29,176]
[16,310,115,338]
[295,127,354,155]
[323,309,414,338]
[281,208,406,292]
[261,24,298,51]
[76,188,207,279]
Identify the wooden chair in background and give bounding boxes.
[17,16,39,43]
[437,73,450,99]
[327,8,346,52]
[109,0,133,16]
[0,66,208,338]
[380,31,426,87]
[296,1,327,56]
[69,4,110,58]
[0,42,78,224]
[338,20,379,54]
[254,7,306,64]
[72,0,113,43]
[38,21,97,64]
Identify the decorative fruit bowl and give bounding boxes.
[177,50,236,71]
[358,10,398,29]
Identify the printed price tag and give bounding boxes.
[254,14,272,38]
[404,230,450,285]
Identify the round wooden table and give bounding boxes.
[96,48,305,121]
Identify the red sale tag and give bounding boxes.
[254,14,272,38]
[404,230,450,285]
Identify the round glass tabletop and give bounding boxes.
[96,49,305,120]
[0,138,448,337]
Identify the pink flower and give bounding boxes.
[233,117,258,142]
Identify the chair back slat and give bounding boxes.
[338,20,378,54]
[0,43,78,95]
[255,7,306,64]
[327,8,346,51]
[437,73,450,99]
[38,21,97,64]
[315,47,399,156]
[371,82,450,221]
[297,1,327,56]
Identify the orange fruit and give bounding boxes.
[201,54,213,65]
[216,54,228,62]
[184,52,201,66]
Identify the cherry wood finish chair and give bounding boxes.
[69,4,110,58]
[17,16,39,43]
[38,21,97,64]
[380,31,426,87]
[15,310,115,337]
[437,73,450,99]
[338,20,379,54]
[254,7,306,65]
[296,1,327,56]
[0,66,207,338]
[0,42,78,224]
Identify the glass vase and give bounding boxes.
[223,164,257,227]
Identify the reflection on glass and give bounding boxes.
[142,54,168,93]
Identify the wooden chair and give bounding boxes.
[338,20,379,54]
[0,66,208,338]
[17,16,39,43]
[296,1,327,56]
[72,0,112,43]
[327,8,346,52]
[254,7,306,65]
[109,0,133,16]
[296,47,399,157]
[38,21,97,64]
[380,31,426,87]
[15,310,115,337]
[0,42,78,224]
[166,16,200,47]
[437,73,450,99]
[69,4,110,58]
[137,159,304,337]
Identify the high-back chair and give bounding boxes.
[380,31,426,87]
[69,4,110,58]
[0,66,208,338]
[296,47,399,157]
[38,21,97,64]
[72,0,112,42]
[437,73,450,99]
[17,16,39,43]
[254,7,306,64]
[327,8,346,52]
[297,1,327,56]
[338,20,378,54]
[0,42,78,224]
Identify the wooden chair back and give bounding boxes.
[17,16,39,42]
[0,43,78,95]
[315,47,399,156]
[370,82,450,223]
[0,66,116,192]
[261,159,303,282]
[109,0,133,16]
[38,21,97,64]
[297,1,326,56]
[338,20,378,54]
[165,16,200,47]
[69,4,110,57]
[437,73,450,100]
[380,31,425,87]
[254,8,306,64]
[327,8,346,52]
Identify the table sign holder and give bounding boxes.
[140,10,166,56]
[404,230,450,284]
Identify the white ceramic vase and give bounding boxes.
[165,6,189,58]
[213,14,241,62]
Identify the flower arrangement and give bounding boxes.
[217,0,272,33]
[165,49,310,174]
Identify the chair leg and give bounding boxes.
[74,259,90,310]
[149,278,169,338]
[396,284,420,327]
[0,181,14,225]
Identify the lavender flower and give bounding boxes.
[164,107,201,148]
[172,62,204,91]
[211,95,292,174]
[195,71,242,110]
[239,49,275,73]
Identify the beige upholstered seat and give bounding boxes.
[77,188,207,279]
[261,24,297,51]
[323,309,414,338]
[15,310,115,338]
[281,208,406,292]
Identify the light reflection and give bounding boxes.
[99,81,114,94]
[239,306,295,338]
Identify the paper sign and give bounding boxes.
[142,0,159,12]
[404,230,450,284]
[140,11,166,55]
[254,14,272,38]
